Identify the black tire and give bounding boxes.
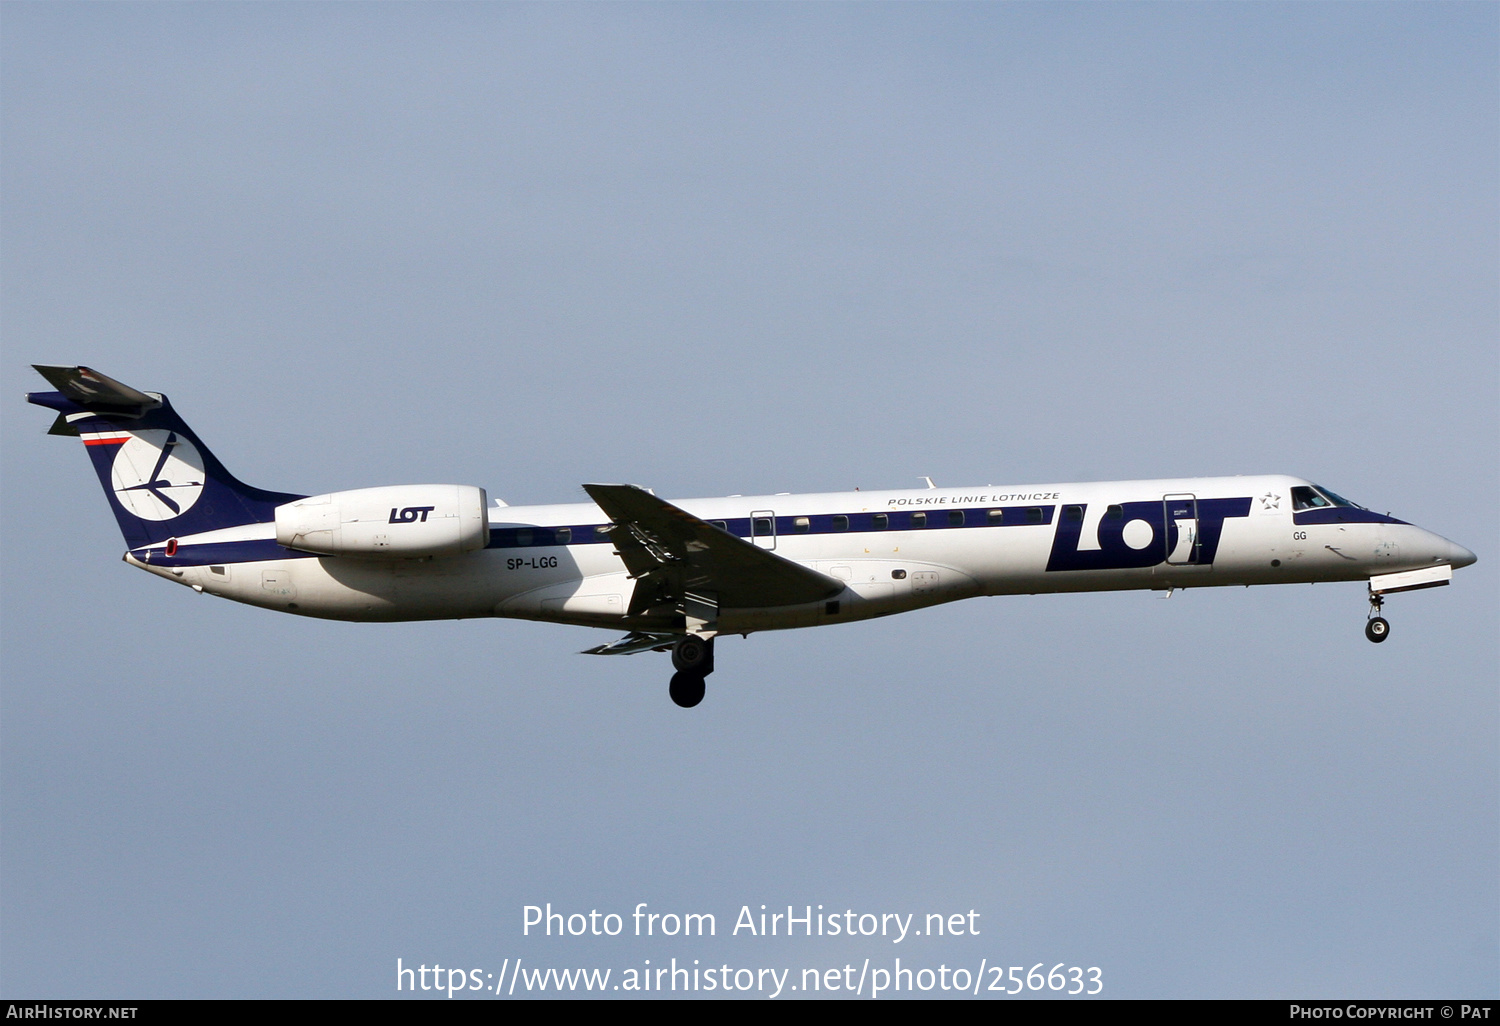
[672,636,712,673]
[1365,617,1390,643]
[669,671,706,708]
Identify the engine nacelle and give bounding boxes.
[275,485,489,558]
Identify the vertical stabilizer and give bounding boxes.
[27,366,304,550]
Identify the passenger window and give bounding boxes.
[1106,505,1123,520]
[948,510,965,527]
[555,527,571,544]
[595,525,612,537]
[515,529,533,547]
[793,517,810,533]
[1064,505,1083,523]
[710,520,727,530]
[911,512,926,527]
[872,513,888,529]
[833,515,849,531]
[1026,508,1043,524]
[753,518,773,536]
[891,569,907,580]
[988,509,1004,523]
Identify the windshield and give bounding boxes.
[1291,485,1365,511]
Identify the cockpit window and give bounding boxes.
[1291,487,1330,510]
[1316,486,1363,509]
[1291,485,1364,511]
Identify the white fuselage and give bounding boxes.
[125,474,1472,637]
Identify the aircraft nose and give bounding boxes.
[1448,540,1477,569]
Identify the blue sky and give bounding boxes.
[3,3,1495,998]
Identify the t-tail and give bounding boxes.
[26,365,303,551]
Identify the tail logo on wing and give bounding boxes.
[104,429,206,521]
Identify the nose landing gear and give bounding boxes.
[1361,564,1458,644]
[668,636,714,707]
[1365,591,1390,643]
[669,670,706,708]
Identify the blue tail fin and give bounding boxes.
[28,366,304,550]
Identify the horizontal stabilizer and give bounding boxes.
[31,365,160,417]
[581,631,680,656]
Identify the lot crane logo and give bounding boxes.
[107,429,205,520]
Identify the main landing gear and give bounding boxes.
[668,636,714,708]
[1365,591,1390,644]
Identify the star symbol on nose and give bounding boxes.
[1260,492,1280,510]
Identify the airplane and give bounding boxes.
[27,364,1478,708]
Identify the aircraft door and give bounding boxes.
[1163,494,1201,565]
[750,510,776,550]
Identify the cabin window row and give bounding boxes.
[492,506,1054,547]
[1062,505,1135,523]
[716,507,1049,533]
[493,526,576,547]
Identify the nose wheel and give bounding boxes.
[669,671,706,707]
[669,636,714,707]
[1365,591,1390,643]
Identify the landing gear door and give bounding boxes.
[1163,494,1201,565]
[750,510,776,550]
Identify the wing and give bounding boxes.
[582,483,843,619]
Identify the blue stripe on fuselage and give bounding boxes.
[1291,507,1407,527]
[485,504,1058,549]
[138,503,1065,566]
[131,538,317,568]
[142,498,1293,572]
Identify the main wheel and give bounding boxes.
[1365,616,1390,643]
[672,636,712,673]
[669,671,706,708]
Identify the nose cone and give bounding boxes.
[1406,526,1477,570]
[1449,540,1477,569]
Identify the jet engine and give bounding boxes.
[275,485,489,558]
